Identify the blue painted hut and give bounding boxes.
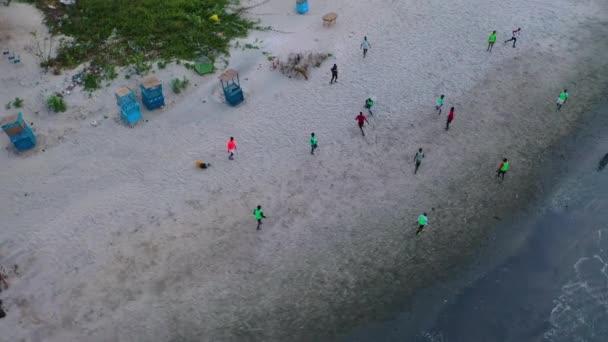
[115,87,142,126]
[296,0,309,14]
[1,112,36,151]
[219,69,244,106]
[140,77,165,110]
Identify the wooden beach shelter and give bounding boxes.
[1,112,36,151]
[140,77,165,110]
[323,12,337,26]
[218,69,244,106]
[115,87,142,126]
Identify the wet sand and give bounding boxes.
[345,103,608,341]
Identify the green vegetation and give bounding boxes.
[84,73,99,91]
[171,77,190,94]
[26,0,256,69]
[13,97,24,108]
[5,97,24,109]
[47,95,66,112]
[103,65,118,80]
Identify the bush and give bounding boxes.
[84,73,99,91]
[171,77,190,94]
[13,97,23,108]
[47,95,66,112]
[33,0,255,69]
[103,65,117,80]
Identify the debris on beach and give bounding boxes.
[598,153,608,171]
[277,52,331,80]
[63,64,102,95]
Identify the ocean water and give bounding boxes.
[345,104,608,342]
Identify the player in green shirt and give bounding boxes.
[416,213,428,235]
[310,132,318,155]
[556,89,568,111]
[253,205,267,230]
[436,94,445,114]
[487,31,497,52]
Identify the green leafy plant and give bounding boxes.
[13,97,23,108]
[171,77,190,94]
[84,73,99,91]
[29,0,255,71]
[47,95,66,112]
[103,65,117,80]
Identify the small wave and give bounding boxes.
[543,237,608,341]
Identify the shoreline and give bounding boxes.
[344,100,608,341]
[1,0,608,341]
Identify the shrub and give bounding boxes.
[84,73,99,91]
[47,95,66,112]
[103,65,117,80]
[171,77,190,94]
[13,97,23,108]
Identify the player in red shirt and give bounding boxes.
[446,107,455,130]
[355,112,369,136]
[227,137,237,160]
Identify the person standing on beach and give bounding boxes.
[504,27,520,48]
[310,132,318,155]
[416,212,428,235]
[361,36,371,58]
[436,95,445,114]
[487,31,497,52]
[227,137,237,160]
[496,158,509,180]
[446,107,455,130]
[330,64,338,84]
[556,89,568,111]
[253,205,267,230]
[414,148,425,174]
[355,112,370,136]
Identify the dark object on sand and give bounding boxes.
[195,161,211,169]
[0,300,5,319]
[598,153,608,171]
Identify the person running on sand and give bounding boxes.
[253,205,267,230]
[496,158,509,180]
[504,27,521,48]
[414,148,425,174]
[446,107,455,130]
[487,31,497,52]
[330,64,338,84]
[355,112,370,136]
[361,36,371,58]
[556,89,568,111]
[227,137,237,160]
[416,212,428,235]
[310,132,318,155]
[436,95,445,114]
[365,97,375,115]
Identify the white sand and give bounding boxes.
[1,0,607,340]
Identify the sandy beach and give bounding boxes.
[1,0,607,341]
